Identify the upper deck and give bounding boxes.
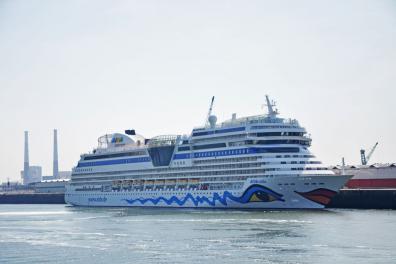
[81,95,308,160]
[193,115,299,132]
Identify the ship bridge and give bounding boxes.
[147,135,180,167]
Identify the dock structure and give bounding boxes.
[327,189,396,209]
[0,193,65,204]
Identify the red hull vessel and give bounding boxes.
[332,164,396,189]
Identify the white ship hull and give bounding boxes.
[65,175,350,209]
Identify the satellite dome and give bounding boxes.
[208,115,217,128]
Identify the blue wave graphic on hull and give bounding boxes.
[122,184,284,207]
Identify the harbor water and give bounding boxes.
[0,205,395,263]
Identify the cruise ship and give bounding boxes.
[65,96,351,209]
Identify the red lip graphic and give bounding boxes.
[295,188,337,205]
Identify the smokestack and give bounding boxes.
[53,129,59,179]
[23,131,29,184]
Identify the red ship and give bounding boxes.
[332,142,396,188]
[332,164,396,188]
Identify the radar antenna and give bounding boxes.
[265,95,278,118]
[205,96,215,127]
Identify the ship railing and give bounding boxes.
[147,135,179,147]
[88,144,148,155]
[193,116,300,131]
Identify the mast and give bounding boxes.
[265,95,278,118]
[205,96,215,127]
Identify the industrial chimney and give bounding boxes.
[53,129,59,179]
[23,131,30,185]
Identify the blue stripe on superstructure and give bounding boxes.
[173,153,192,159]
[192,126,245,137]
[215,126,245,134]
[77,156,151,167]
[173,147,299,160]
[77,147,300,167]
[192,131,214,136]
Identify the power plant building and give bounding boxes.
[21,129,70,185]
[20,166,42,185]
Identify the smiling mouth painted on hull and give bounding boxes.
[295,188,337,205]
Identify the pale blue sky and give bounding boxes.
[0,0,395,182]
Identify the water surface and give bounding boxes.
[0,205,395,263]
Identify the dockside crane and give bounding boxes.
[360,142,379,165]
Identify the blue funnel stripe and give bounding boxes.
[122,185,284,206]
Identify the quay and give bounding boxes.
[327,188,396,209]
[0,189,395,209]
[0,192,65,204]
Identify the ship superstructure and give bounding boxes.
[65,96,350,209]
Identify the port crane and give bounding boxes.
[360,142,378,165]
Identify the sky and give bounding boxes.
[0,0,395,182]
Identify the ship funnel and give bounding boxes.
[53,129,59,179]
[23,131,30,184]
